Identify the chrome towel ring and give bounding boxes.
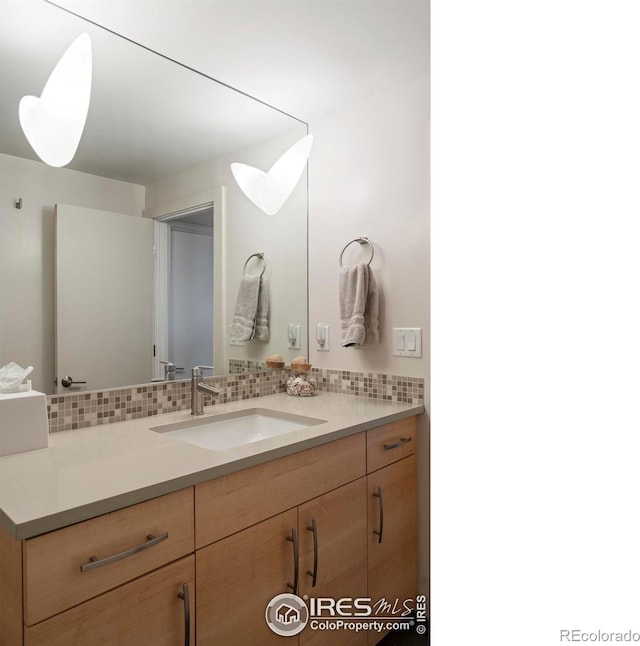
[243,252,266,277]
[339,237,374,268]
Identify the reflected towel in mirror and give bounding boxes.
[230,274,270,342]
[253,278,269,341]
[230,273,261,341]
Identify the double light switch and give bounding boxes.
[392,328,422,357]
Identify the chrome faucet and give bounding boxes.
[191,366,220,415]
[160,360,183,381]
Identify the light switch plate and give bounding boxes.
[392,328,422,357]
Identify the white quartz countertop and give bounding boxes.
[0,392,424,540]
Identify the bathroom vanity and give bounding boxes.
[0,393,423,645]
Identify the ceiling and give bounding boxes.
[50,0,430,123]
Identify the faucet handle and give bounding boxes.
[192,365,215,377]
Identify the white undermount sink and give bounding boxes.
[150,408,326,451]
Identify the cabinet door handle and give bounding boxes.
[306,519,318,587]
[286,527,299,595]
[177,582,190,646]
[373,487,384,544]
[80,532,169,572]
[383,437,412,451]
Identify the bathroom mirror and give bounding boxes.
[0,0,309,394]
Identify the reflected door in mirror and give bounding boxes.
[55,204,153,393]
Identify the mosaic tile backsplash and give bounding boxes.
[311,368,424,404]
[47,367,424,433]
[228,359,265,374]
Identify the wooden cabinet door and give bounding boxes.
[367,455,417,645]
[298,478,368,646]
[196,509,297,646]
[24,488,194,625]
[24,555,194,646]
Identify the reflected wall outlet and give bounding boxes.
[315,323,330,352]
[288,324,301,350]
[392,328,422,357]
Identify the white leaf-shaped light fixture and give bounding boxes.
[231,134,313,215]
[19,32,92,168]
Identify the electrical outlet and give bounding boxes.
[288,324,301,350]
[316,323,330,352]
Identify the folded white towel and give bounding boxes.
[253,278,270,341]
[230,273,261,341]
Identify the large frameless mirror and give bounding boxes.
[0,0,309,394]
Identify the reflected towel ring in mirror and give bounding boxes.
[339,237,374,268]
[231,134,313,216]
[243,252,267,277]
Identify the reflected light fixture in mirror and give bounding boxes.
[19,32,92,167]
[231,133,313,215]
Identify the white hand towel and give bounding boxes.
[340,263,369,347]
[253,278,270,341]
[230,273,261,341]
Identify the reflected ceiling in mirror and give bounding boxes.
[0,0,309,395]
[0,1,305,183]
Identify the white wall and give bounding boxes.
[0,153,145,393]
[308,74,430,595]
[308,74,429,386]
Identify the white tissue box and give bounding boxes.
[0,390,49,456]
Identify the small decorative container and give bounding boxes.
[286,374,317,396]
[286,364,317,397]
[266,354,285,369]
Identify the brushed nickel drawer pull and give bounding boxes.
[80,532,169,572]
[306,519,318,588]
[286,527,299,595]
[373,487,384,544]
[178,582,191,646]
[383,437,412,451]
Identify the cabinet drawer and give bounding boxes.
[24,555,194,646]
[367,417,416,473]
[24,487,194,625]
[195,433,366,548]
